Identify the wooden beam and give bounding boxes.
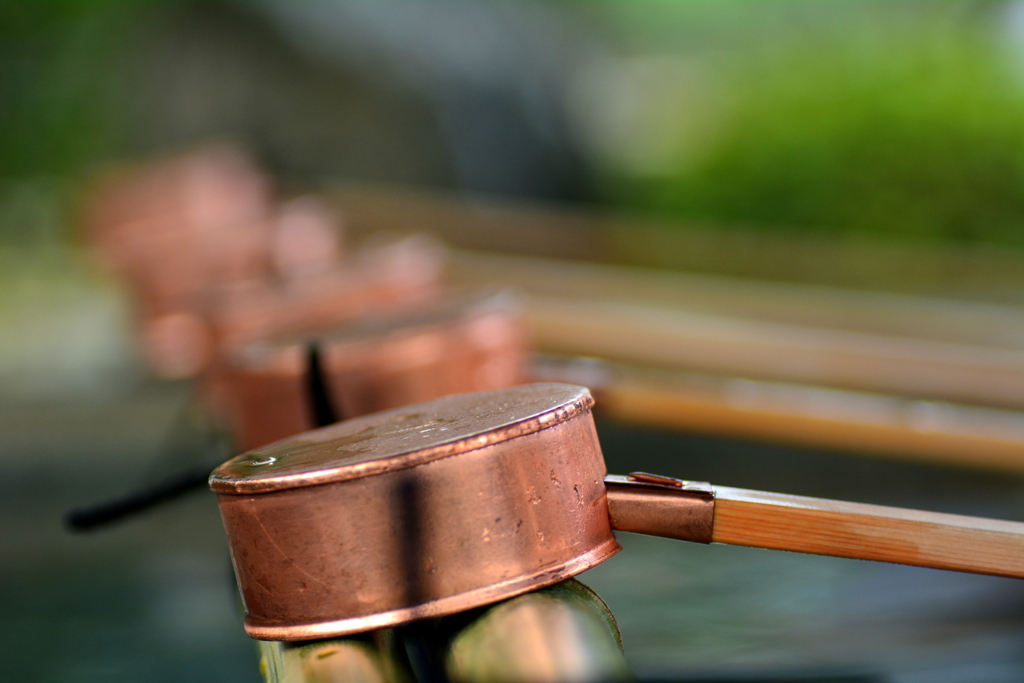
[592,366,1024,473]
[327,180,1024,303]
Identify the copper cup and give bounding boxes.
[211,385,613,641]
[210,384,1024,642]
[211,289,528,452]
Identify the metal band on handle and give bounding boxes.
[604,473,716,544]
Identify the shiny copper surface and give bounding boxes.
[204,235,446,355]
[203,343,311,454]
[604,474,715,545]
[87,146,274,316]
[215,383,1024,643]
[211,385,618,640]
[214,289,527,452]
[86,147,447,379]
[320,289,527,418]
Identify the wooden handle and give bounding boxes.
[712,487,1024,578]
[606,477,1024,578]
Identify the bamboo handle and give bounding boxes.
[606,478,1024,578]
[711,487,1024,578]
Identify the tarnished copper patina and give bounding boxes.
[211,384,619,641]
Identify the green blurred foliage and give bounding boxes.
[6,0,1024,251]
[0,0,151,178]
[591,0,1024,247]
[0,1,167,246]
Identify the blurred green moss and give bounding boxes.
[592,0,1024,248]
[0,0,155,178]
[7,0,1024,253]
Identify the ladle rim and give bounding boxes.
[210,383,593,494]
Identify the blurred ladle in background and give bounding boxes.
[209,383,1024,642]
[65,288,527,531]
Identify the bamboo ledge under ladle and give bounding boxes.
[209,384,1024,642]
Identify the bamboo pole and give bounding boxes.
[525,295,1024,411]
[328,181,1024,301]
[442,579,629,683]
[447,250,1024,410]
[584,362,1024,473]
[606,480,1024,578]
[711,486,1024,578]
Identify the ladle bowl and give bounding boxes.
[210,384,1024,641]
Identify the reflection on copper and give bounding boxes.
[214,289,528,452]
[200,235,445,355]
[322,290,526,419]
[211,384,617,641]
[141,311,213,378]
[86,147,447,379]
[271,196,345,279]
[211,383,1024,643]
[87,146,274,317]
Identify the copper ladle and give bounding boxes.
[210,384,1024,642]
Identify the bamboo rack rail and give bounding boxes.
[327,182,1024,471]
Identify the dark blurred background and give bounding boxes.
[4,2,1024,682]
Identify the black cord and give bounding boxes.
[64,398,232,533]
[306,342,340,427]
[65,464,212,532]
[67,345,341,533]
